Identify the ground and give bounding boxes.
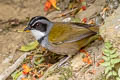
[0,0,120,80]
[0,0,45,74]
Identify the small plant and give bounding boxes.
[101,42,120,80]
[58,67,73,80]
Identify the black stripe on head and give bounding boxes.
[28,16,50,32]
[28,16,49,26]
[38,36,45,44]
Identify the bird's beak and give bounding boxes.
[24,26,31,31]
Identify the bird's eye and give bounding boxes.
[36,23,39,26]
[32,22,47,32]
[32,23,41,29]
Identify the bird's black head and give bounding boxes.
[24,16,53,42]
[24,16,50,32]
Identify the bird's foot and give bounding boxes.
[57,55,72,67]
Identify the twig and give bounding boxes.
[0,52,31,80]
[52,8,79,19]
[0,19,18,24]
[39,63,58,80]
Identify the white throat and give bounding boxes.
[31,30,45,40]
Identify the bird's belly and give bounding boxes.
[47,42,80,55]
[47,35,98,55]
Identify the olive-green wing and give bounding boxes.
[48,22,99,44]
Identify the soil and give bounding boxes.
[0,0,119,80]
[0,0,45,74]
[0,23,34,74]
[0,0,45,20]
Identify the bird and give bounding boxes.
[24,16,99,66]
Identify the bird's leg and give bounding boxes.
[58,55,72,67]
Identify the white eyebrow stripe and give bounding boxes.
[31,20,42,26]
[29,17,39,25]
[31,19,49,26]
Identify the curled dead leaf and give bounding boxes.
[49,0,60,10]
[22,64,31,75]
[44,1,52,11]
[19,40,39,52]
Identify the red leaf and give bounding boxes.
[44,1,52,12]
[82,18,87,23]
[81,6,86,10]
[88,59,92,64]
[22,64,31,75]
[21,78,28,80]
[49,0,60,10]
[88,69,96,74]
[96,59,104,67]
[82,57,89,63]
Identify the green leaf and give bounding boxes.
[102,56,110,61]
[11,70,22,80]
[106,71,112,79]
[105,66,112,74]
[19,40,39,51]
[111,64,115,68]
[101,62,110,67]
[110,49,117,54]
[112,70,117,76]
[71,18,81,22]
[105,42,112,49]
[34,61,39,65]
[103,53,110,57]
[38,57,45,64]
[104,49,110,54]
[116,77,120,80]
[34,54,43,58]
[103,49,110,56]
[34,57,45,65]
[118,68,120,77]
[111,59,120,64]
[110,53,119,58]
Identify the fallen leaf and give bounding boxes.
[49,0,60,10]
[80,0,85,2]
[88,69,96,74]
[47,63,52,67]
[78,8,83,13]
[19,40,39,52]
[82,57,89,63]
[99,59,104,63]
[71,18,81,22]
[81,6,86,10]
[88,20,94,24]
[44,1,52,11]
[82,18,87,23]
[41,47,46,52]
[96,62,100,67]
[101,7,109,14]
[80,49,86,53]
[21,78,29,80]
[11,70,22,80]
[22,64,31,75]
[88,59,92,64]
[17,26,30,32]
[98,36,103,40]
[80,49,90,57]
[38,74,43,78]
[32,77,36,80]
[96,59,104,67]
[80,0,86,11]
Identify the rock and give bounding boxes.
[75,0,106,20]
